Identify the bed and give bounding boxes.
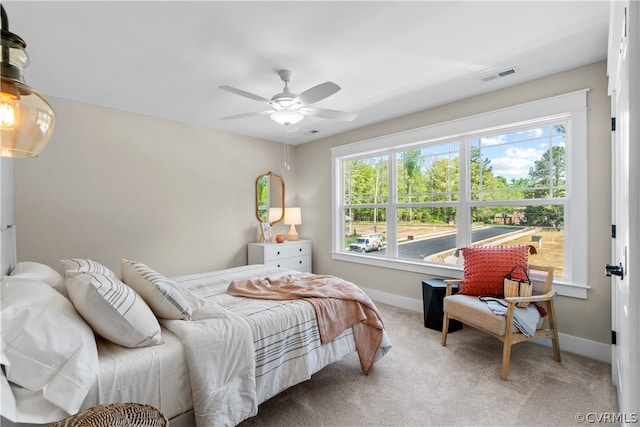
[0,228,392,427]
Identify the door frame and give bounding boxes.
[608,0,640,417]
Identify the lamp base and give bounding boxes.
[287,224,299,241]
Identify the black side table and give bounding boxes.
[422,279,463,332]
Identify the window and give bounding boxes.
[332,91,588,298]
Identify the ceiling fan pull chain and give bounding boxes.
[283,124,290,170]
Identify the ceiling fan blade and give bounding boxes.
[294,82,340,105]
[304,107,356,122]
[220,85,271,104]
[220,110,274,120]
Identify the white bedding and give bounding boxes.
[162,284,257,427]
[1,328,192,426]
[172,264,369,405]
[1,264,391,427]
[80,328,193,419]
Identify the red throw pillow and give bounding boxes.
[459,245,529,296]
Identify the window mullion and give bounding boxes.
[457,136,472,248]
[387,150,398,257]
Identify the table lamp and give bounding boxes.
[284,207,302,241]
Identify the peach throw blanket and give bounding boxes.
[227,274,384,374]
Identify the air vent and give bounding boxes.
[480,66,519,83]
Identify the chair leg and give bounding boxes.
[501,338,512,381]
[441,312,449,346]
[546,301,562,362]
[501,308,516,381]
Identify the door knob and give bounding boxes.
[605,263,624,278]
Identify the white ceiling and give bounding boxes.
[4,1,610,145]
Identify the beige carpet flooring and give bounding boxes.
[239,302,618,427]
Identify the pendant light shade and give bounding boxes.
[1,5,56,158]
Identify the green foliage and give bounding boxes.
[344,138,565,227]
[344,157,389,205]
[527,146,566,198]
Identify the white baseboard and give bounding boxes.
[362,286,611,364]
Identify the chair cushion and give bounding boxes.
[445,294,509,336]
[459,245,529,296]
[444,294,544,336]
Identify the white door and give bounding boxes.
[608,0,639,417]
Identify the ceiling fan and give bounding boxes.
[220,70,356,126]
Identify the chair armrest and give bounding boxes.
[502,290,556,327]
[444,279,463,297]
[503,290,557,305]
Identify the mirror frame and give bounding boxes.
[255,172,285,225]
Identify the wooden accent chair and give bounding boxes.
[441,264,560,380]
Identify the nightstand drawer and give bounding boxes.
[288,242,310,258]
[289,255,311,272]
[248,240,312,273]
[263,245,290,261]
[264,259,291,269]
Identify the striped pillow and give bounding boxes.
[65,271,163,348]
[61,258,119,279]
[121,259,192,320]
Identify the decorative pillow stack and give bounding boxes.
[2,257,194,416]
[459,245,529,297]
[62,258,163,348]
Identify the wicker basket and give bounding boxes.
[49,403,169,427]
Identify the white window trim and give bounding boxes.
[331,90,590,299]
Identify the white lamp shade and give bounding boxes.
[284,207,302,225]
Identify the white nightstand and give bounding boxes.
[248,240,312,273]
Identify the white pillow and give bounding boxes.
[121,259,192,320]
[60,258,119,279]
[65,271,163,348]
[10,261,67,298]
[0,277,98,415]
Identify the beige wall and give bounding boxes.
[13,61,612,345]
[297,61,612,344]
[13,97,297,277]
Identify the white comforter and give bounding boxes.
[162,288,258,427]
[169,265,392,426]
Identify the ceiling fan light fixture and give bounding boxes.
[271,91,295,107]
[270,109,305,125]
[220,69,354,126]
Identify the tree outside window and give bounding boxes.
[339,122,567,277]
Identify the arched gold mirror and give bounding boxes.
[256,172,285,225]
